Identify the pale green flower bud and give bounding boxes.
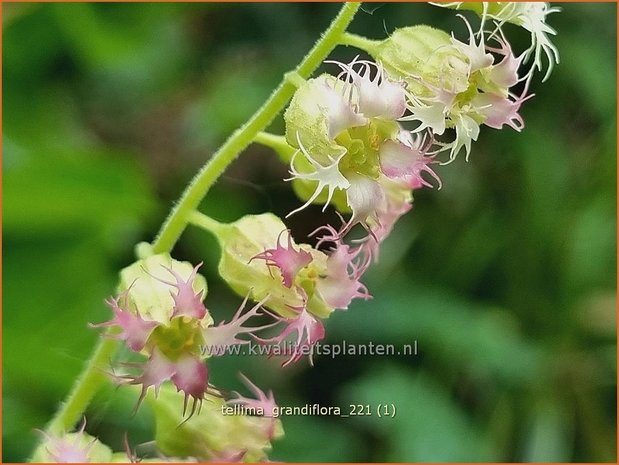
[372,26,471,95]
[284,74,355,162]
[118,254,210,326]
[152,385,283,462]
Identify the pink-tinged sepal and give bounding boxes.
[171,355,208,418]
[154,263,208,320]
[486,32,525,89]
[379,134,441,189]
[202,296,275,353]
[344,174,386,233]
[229,373,277,417]
[92,293,158,352]
[251,230,312,288]
[125,349,176,409]
[229,374,279,439]
[315,227,372,310]
[474,91,533,131]
[121,350,208,418]
[362,192,413,261]
[260,303,326,366]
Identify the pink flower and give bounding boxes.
[171,355,209,417]
[361,187,413,261]
[251,230,312,288]
[474,90,533,131]
[123,349,208,417]
[125,349,177,408]
[229,374,279,440]
[485,32,525,89]
[343,174,386,234]
[91,291,157,352]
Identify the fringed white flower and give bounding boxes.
[328,57,407,120]
[286,133,350,217]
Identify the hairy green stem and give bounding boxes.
[339,31,381,54]
[29,332,118,462]
[35,4,362,454]
[254,131,296,161]
[151,2,362,255]
[187,210,226,236]
[45,335,119,435]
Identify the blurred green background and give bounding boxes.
[3,2,616,462]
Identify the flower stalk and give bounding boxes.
[43,332,119,436]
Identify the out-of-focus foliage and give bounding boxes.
[3,3,616,462]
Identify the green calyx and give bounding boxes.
[284,74,346,162]
[338,120,399,178]
[118,254,209,326]
[373,25,470,96]
[193,213,334,319]
[152,385,283,461]
[149,316,205,361]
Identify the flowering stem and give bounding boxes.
[151,1,362,255]
[34,5,363,452]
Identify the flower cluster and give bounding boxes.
[433,2,560,81]
[284,61,438,234]
[46,4,558,463]
[210,213,371,365]
[371,21,531,161]
[94,254,275,419]
[240,1,559,364]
